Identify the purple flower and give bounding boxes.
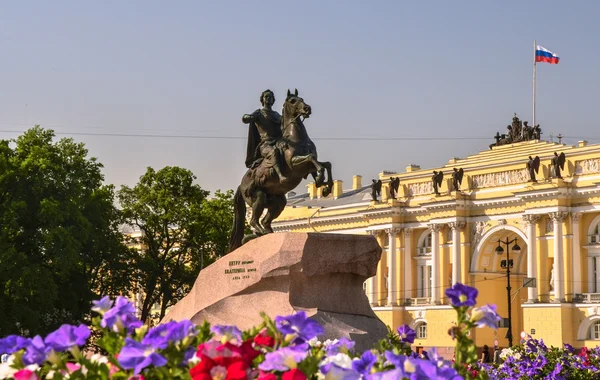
[352,350,377,374]
[275,311,324,344]
[101,296,143,333]
[550,362,566,380]
[470,304,501,328]
[525,339,538,353]
[142,323,171,350]
[321,363,361,380]
[258,346,308,371]
[404,357,462,380]
[211,324,242,344]
[445,283,478,307]
[44,324,90,352]
[326,337,355,355]
[142,320,196,350]
[0,335,30,354]
[164,320,196,342]
[91,296,113,315]
[22,335,48,366]
[384,350,407,368]
[118,338,168,375]
[183,347,195,363]
[365,369,406,380]
[397,324,416,344]
[564,343,574,353]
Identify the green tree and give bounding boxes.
[0,127,132,336]
[118,167,234,323]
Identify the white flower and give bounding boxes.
[90,353,109,364]
[0,356,17,379]
[308,337,323,347]
[321,353,353,369]
[499,347,521,360]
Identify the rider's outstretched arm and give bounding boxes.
[242,110,260,124]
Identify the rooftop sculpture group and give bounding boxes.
[526,152,566,182]
[228,89,333,252]
[490,114,542,149]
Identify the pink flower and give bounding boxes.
[14,369,39,380]
[65,362,81,373]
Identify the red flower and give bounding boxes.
[282,368,307,380]
[254,331,275,347]
[216,355,245,368]
[190,355,216,377]
[226,360,249,380]
[258,372,278,380]
[240,339,261,363]
[191,374,211,380]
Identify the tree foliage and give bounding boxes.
[0,127,132,336]
[118,167,234,323]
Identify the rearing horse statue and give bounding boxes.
[228,89,333,252]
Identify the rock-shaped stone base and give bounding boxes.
[162,232,386,351]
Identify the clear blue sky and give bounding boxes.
[1,1,598,194]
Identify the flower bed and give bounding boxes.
[0,283,599,379]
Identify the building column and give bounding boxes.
[448,222,465,285]
[572,213,583,295]
[549,212,568,302]
[403,228,413,302]
[596,257,600,293]
[386,228,400,306]
[367,230,380,306]
[428,223,442,304]
[589,257,596,293]
[523,214,541,302]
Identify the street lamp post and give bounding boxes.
[495,237,521,347]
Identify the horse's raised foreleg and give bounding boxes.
[250,190,268,235]
[316,161,333,196]
[261,194,287,234]
[291,154,323,173]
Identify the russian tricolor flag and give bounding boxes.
[536,45,560,64]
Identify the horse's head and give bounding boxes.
[283,89,311,120]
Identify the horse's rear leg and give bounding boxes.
[250,190,268,235]
[261,195,287,234]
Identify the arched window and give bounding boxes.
[588,215,600,244]
[577,315,600,340]
[416,323,428,339]
[418,232,432,256]
[590,320,600,340]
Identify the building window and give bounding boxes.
[418,232,432,256]
[590,321,600,340]
[416,323,428,339]
[590,224,600,244]
[417,265,432,298]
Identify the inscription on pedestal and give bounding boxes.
[224,260,257,280]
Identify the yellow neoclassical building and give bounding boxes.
[272,137,600,353]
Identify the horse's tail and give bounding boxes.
[228,186,246,253]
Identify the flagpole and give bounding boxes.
[532,39,536,134]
